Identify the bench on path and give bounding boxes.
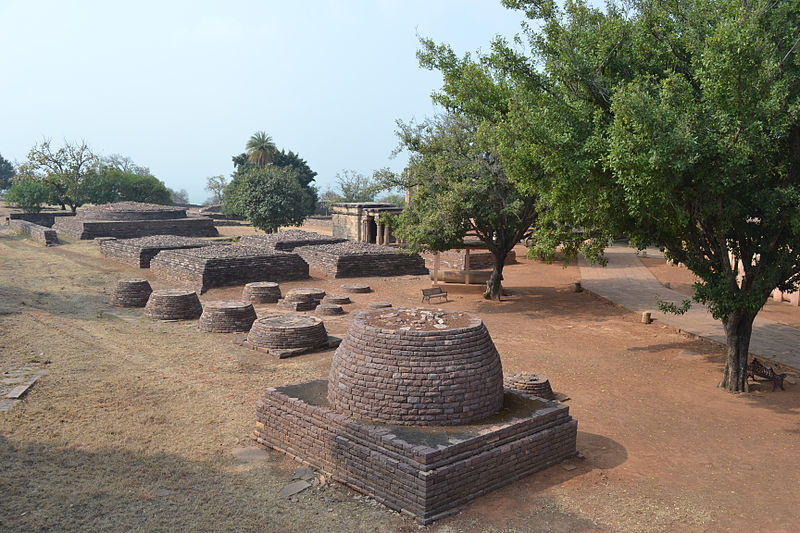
[421,286,448,304]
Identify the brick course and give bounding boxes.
[328,309,504,426]
[254,381,578,524]
[99,235,214,268]
[8,220,59,246]
[149,245,309,293]
[294,242,428,278]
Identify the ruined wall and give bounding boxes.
[8,220,59,246]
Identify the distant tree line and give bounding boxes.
[3,140,174,213]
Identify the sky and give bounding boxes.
[0,1,530,203]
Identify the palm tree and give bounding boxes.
[246,131,277,168]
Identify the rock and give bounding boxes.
[279,480,312,498]
[292,467,315,481]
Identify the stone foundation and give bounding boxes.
[150,245,309,293]
[295,242,428,278]
[144,289,203,320]
[239,230,344,251]
[99,235,214,268]
[8,220,59,246]
[5,211,74,228]
[54,216,218,239]
[109,278,152,307]
[254,381,578,524]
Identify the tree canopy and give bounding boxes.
[246,131,277,168]
[85,166,172,205]
[231,166,313,233]
[225,134,318,220]
[421,0,800,390]
[0,152,15,189]
[390,113,537,300]
[16,139,98,213]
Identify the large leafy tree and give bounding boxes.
[246,131,277,168]
[428,0,800,391]
[16,139,98,213]
[85,167,171,205]
[0,152,15,189]
[231,166,313,233]
[226,137,317,219]
[391,113,537,300]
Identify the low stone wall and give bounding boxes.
[239,230,345,251]
[6,211,75,228]
[295,242,428,278]
[422,249,517,270]
[254,380,578,524]
[8,220,59,246]
[53,216,219,239]
[78,202,187,221]
[150,245,309,293]
[99,235,214,268]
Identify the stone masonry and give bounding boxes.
[239,230,345,251]
[53,201,218,239]
[254,382,577,524]
[150,245,309,293]
[294,242,428,278]
[99,235,214,268]
[8,220,59,246]
[328,309,503,426]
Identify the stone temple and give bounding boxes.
[254,308,578,524]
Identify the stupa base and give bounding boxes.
[253,380,577,524]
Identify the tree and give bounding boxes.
[4,180,53,212]
[234,166,313,233]
[318,188,344,214]
[436,0,800,391]
[246,131,277,168]
[272,149,318,205]
[16,139,98,213]
[85,167,171,205]
[205,174,228,204]
[101,154,152,176]
[376,192,406,207]
[335,169,378,203]
[391,113,537,300]
[0,153,15,189]
[227,138,317,219]
[168,188,190,204]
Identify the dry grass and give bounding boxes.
[2,209,800,532]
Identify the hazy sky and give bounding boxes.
[0,1,528,203]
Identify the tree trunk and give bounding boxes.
[59,202,66,211]
[483,250,507,301]
[719,310,755,392]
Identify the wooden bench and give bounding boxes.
[421,286,448,304]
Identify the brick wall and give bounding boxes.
[53,216,219,239]
[328,312,504,426]
[8,220,59,246]
[150,247,309,293]
[254,381,578,524]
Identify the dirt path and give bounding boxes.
[1,227,799,532]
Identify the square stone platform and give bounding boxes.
[254,380,577,524]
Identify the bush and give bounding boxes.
[5,181,53,212]
[230,166,313,233]
[84,168,172,205]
